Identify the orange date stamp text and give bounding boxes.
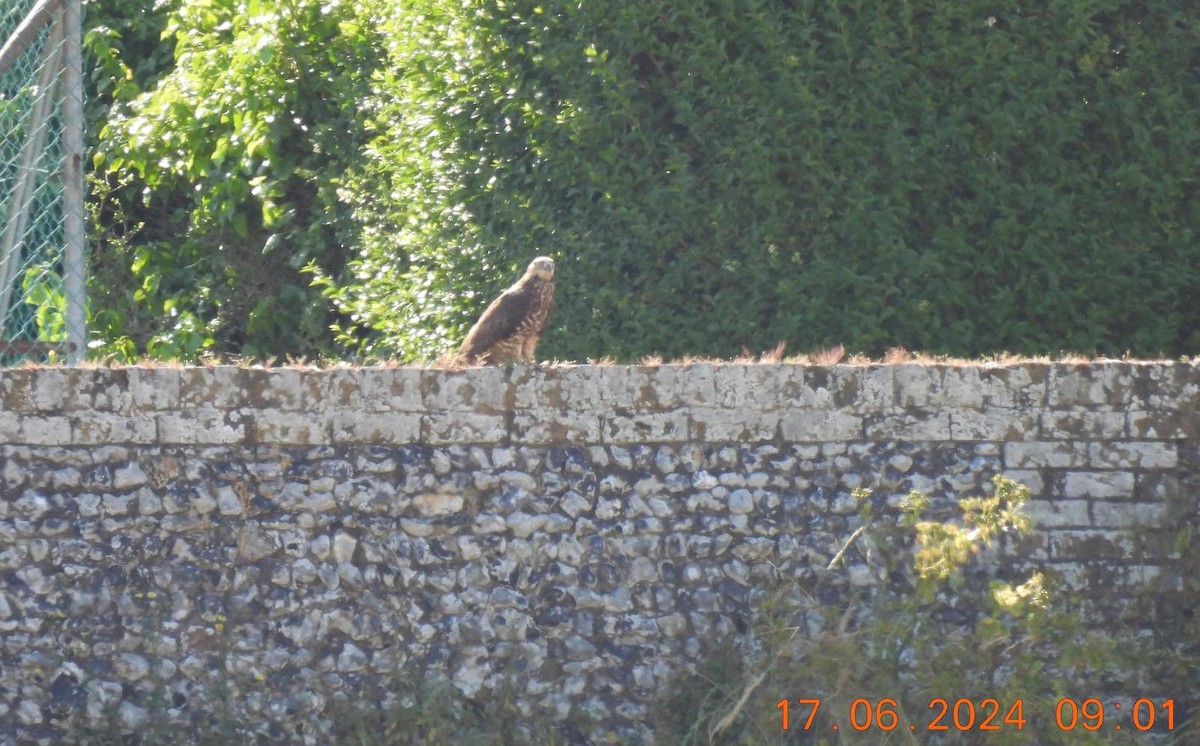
[777,697,1176,734]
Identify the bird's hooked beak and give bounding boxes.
[529,256,555,281]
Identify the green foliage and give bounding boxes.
[84,0,1200,361]
[908,476,1031,597]
[21,262,67,347]
[652,475,1193,744]
[85,0,384,360]
[329,0,1200,362]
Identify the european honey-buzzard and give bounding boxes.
[458,256,555,364]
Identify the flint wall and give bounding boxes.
[0,362,1195,743]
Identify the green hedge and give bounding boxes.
[331,0,1200,361]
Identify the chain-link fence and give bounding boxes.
[0,0,85,363]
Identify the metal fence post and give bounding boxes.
[62,0,85,362]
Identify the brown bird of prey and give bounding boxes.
[458,256,555,364]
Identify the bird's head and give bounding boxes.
[527,256,555,281]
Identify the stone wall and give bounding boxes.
[0,362,1196,744]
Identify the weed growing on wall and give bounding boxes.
[653,476,1190,745]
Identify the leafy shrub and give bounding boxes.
[86,0,386,360]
